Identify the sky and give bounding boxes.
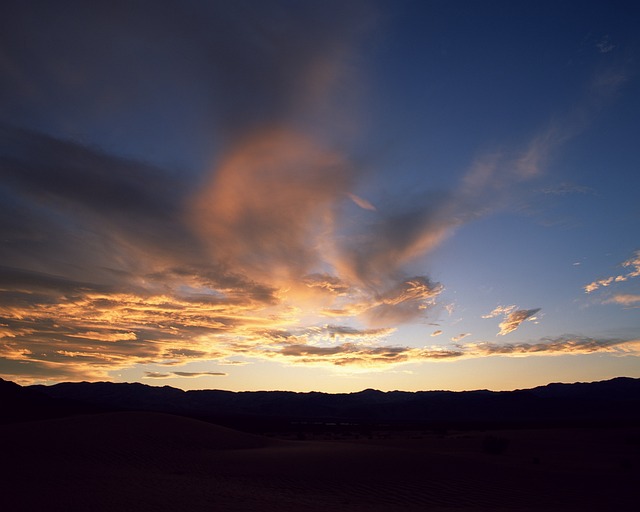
[1,0,639,392]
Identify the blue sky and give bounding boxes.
[0,0,638,391]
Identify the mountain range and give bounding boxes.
[2,377,639,431]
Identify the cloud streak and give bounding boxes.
[144,371,227,379]
[604,294,640,308]
[267,335,640,369]
[585,251,640,293]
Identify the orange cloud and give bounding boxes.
[498,308,540,336]
[190,129,353,284]
[483,305,540,336]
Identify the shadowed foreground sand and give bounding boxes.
[1,412,637,511]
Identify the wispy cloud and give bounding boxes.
[268,335,640,369]
[144,371,227,379]
[348,193,377,211]
[604,294,640,308]
[482,305,516,319]
[483,305,541,335]
[465,336,639,357]
[538,183,594,196]
[451,333,471,342]
[596,36,615,54]
[498,309,541,336]
[585,250,640,293]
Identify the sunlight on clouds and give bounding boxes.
[585,250,640,293]
[482,305,517,319]
[0,0,637,390]
[262,336,640,371]
[498,309,540,336]
[1,266,638,382]
[66,331,137,342]
[190,128,352,283]
[483,305,541,336]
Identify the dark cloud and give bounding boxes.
[361,276,443,326]
[144,372,172,379]
[0,125,184,218]
[0,357,107,382]
[336,197,457,287]
[161,349,210,360]
[276,342,465,367]
[272,335,639,368]
[0,126,203,290]
[1,0,374,148]
[326,325,394,338]
[279,343,414,366]
[173,371,226,377]
[470,336,634,355]
[0,265,111,296]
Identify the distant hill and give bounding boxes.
[12,376,638,430]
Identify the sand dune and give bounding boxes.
[1,412,637,511]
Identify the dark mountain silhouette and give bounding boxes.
[13,376,639,430]
[0,377,108,423]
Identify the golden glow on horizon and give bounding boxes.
[2,274,639,386]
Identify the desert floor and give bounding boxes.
[1,412,637,511]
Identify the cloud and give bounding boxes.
[466,336,639,357]
[334,196,458,288]
[538,183,594,196]
[604,294,640,308]
[190,128,354,282]
[483,305,540,336]
[596,36,615,54]
[335,63,629,294]
[431,330,443,337]
[326,325,395,340]
[265,335,640,369]
[144,372,172,379]
[277,343,464,367]
[482,305,516,319]
[585,250,640,293]
[348,193,377,211]
[144,371,227,379]
[451,333,471,342]
[498,309,541,336]
[302,274,351,295]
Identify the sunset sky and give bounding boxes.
[1,0,639,392]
